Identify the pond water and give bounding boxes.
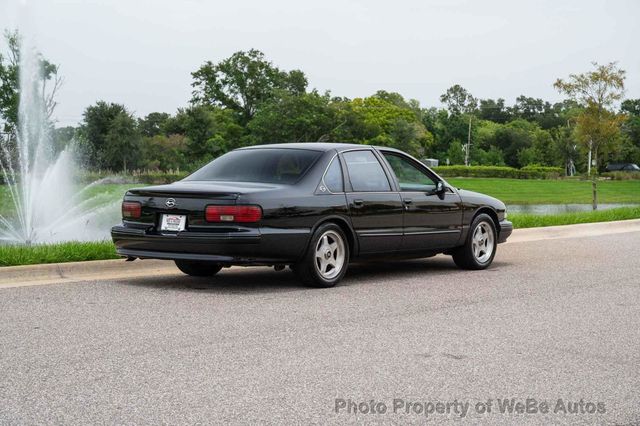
[507,203,639,215]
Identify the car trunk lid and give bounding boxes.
[123,181,281,231]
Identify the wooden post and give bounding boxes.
[465,115,471,166]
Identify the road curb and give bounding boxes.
[1,219,639,289]
[0,258,178,289]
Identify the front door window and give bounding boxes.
[383,153,436,192]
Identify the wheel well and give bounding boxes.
[313,217,357,256]
[474,207,500,232]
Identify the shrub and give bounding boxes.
[601,171,640,180]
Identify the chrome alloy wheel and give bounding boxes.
[472,221,495,264]
[314,230,346,280]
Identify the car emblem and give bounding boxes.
[165,198,176,208]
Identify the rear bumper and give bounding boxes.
[498,220,513,243]
[111,225,310,265]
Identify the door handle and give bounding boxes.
[352,199,364,208]
[403,198,413,204]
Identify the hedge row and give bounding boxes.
[432,165,564,179]
[0,170,190,185]
[77,170,189,185]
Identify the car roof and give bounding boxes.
[237,142,390,153]
[236,142,409,155]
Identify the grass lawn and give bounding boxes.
[0,241,119,267]
[1,207,639,267]
[0,183,135,217]
[2,179,639,212]
[447,178,640,205]
[509,206,640,228]
[0,178,639,267]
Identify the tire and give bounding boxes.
[174,260,222,277]
[452,213,497,270]
[294,223,350,287]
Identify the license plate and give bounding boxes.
[160,214,186,232]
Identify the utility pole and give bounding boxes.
[465,115,472,167]
[587,139,592,176]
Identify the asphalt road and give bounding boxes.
[1,232,639,425]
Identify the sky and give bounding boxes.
[1,0,638,127]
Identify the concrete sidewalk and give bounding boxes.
[1,218,639,289]
[507,218,640,243]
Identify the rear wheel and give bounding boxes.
[294,223,349,287]
[452,213,497,270]
[174,260,222,277]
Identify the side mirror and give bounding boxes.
[427,181,445,196]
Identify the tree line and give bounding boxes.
[2,31,639,176]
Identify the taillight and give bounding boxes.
[122,201,142,219]
[205,205,262,223]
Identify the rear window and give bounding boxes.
[185,148,321,184]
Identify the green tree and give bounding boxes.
[388,118,433,158]
[138,112,170,137]
[247,90,335,144]
[554,61,626,209]
[331,95,432,157]
[0,29,61,138]
[511,96,570,129]
[140,134,189,171]
[440,85,478,166]
[493,119,538,167]
[78,101,129,168]
[620,99,640,162]
[440,85,477,115]
[102,111,140,172]
[517,146,544,166]
[446,140,465,165]
[482,146,506,166]
[420,107,469,159]
[0,30,19,137]
[164,105,245,165]
[478,98,511,123]
[621,99,640,116]
[191,49,307,123]
[52,126,76,155]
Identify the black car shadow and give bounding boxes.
[113,256,510,294]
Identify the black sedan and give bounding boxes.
[112,143,512,287]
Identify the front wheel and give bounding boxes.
[294,223,349,287]
[175,260,222,277]
[452,213,497,270]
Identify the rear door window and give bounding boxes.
[343,151,391,192]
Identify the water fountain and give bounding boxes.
[0,38,120,244]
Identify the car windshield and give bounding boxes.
[185,148,322,184]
